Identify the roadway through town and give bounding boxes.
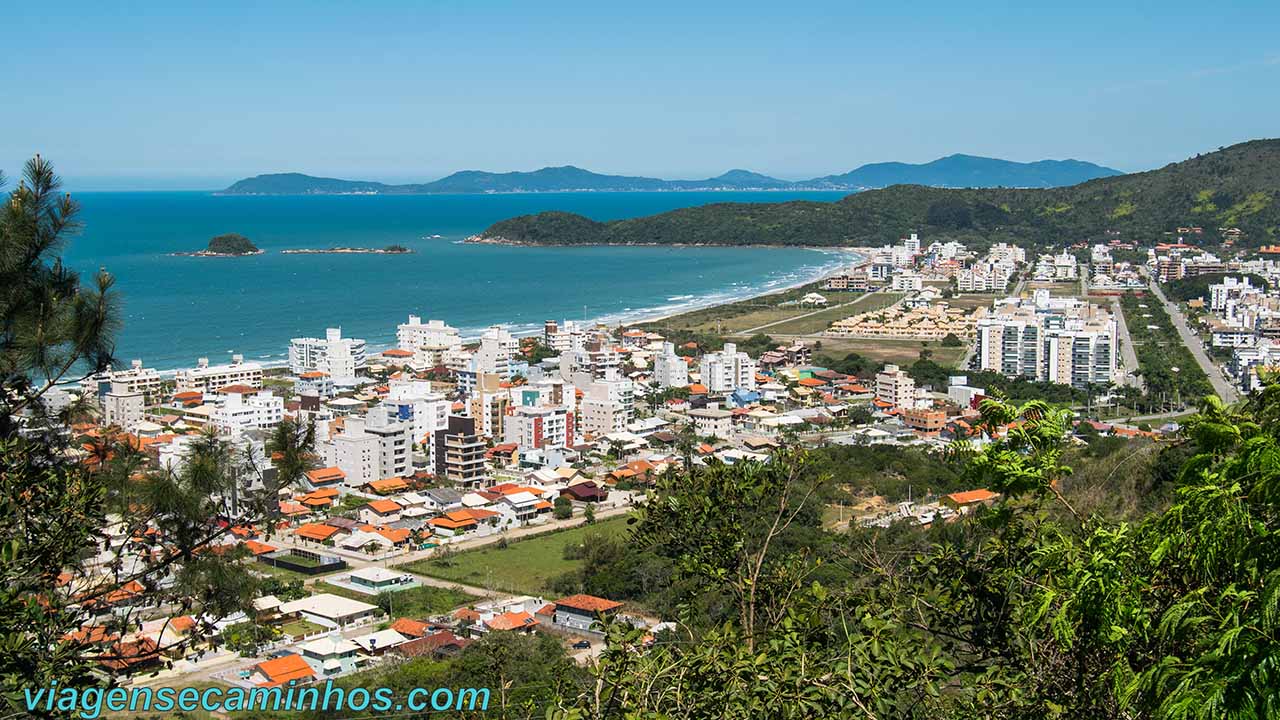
[1146,280,1240,403]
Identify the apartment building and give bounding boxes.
[327,412,411,489]
[505,405,574,450]
[85,359,164,406]
[380,380,450,465]
[544,320,586,353]
[174,355,264,394]
[102,388,145,429]
[699,343,756,394]
[289,328,367,382]
[433,415,488,488]
[653,342,689,388]
[210,385,285,435]
[890,270,923,292]
[576,370,634,440]
[474,325,518,378]
[875,364,916,408]
[687,408,734,440]
[974,298,1118,388]
[469,372,510,439]
[397,315,461,352]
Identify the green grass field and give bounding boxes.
[312,581,472,619]
[397,516,633,596]
[815,337,968,368]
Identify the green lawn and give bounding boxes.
[280,619,325,637]
[753,292,903,335]
[313,581,472,619]
[397,516,633,596]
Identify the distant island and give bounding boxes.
[172,233,263,257]
[280,245,413,255]
[217,155,1122,196]
[471,139,1280,252]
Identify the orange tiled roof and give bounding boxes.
[243,540,278,556]
[390,617,432,638]
[254,653,315,687]
[555,594,623,613]
[360,524,412,543]
[485,611,539,631]
[366,499,403,514]
[946,489,998,505]
[294,523,341,541]
[687,383,708,395]
[367,478,409,494]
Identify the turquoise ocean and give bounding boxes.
[61,190,851,371]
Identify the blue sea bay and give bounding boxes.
[61,190,850,370]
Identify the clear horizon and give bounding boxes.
[4,0,1278,191]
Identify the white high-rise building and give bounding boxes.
[544,320,586,353]
[210,385,285,435]
[475,325,519,378]
[505,405,574,450]
[85,359,164,406]
[325,412,412,488]
[576,369,634,440]
[175,355,264,394]
[653,342,689,388]
[380,379,450,464]
[397,315,461,351]
[102,387,145,429]
[974,299,1118,388]
[289,328,367,382]
[699,343,756,394]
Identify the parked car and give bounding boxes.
[572,640,591,650]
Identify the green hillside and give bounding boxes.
[478,139,1280,249]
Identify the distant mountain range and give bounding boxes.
[475,139,1280,251]
[218,155,1122,195]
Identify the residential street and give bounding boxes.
[1147,280,1240,403]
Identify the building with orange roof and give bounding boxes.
[366,477,409,494]
[942,489,1000,513]
[429,513,478,536]
[278,501,311,517]
[243,539,278,556]
[360,499,403,525]
[97,637,162,674]
[390,617,433,638]
[294,523,343,543]
[552,594,623,631]
[249,653,316,687]
[484,610,539,633]
[359,524,413,545]
[304,466,346,488]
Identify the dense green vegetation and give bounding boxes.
[1120,292,1214,409]
[205,232,259,254]
[1162,271,1270,301]
[480,140,1280,250]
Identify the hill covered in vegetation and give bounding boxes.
[477,139,1280,250]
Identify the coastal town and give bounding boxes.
[16,218,1279,696]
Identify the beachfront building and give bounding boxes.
[210,385,284,435]
[699,343,756,394]
[397,315,461,352]
[289,328,367,384]
[84,359,165,406]
[174,355,264,394]
[544,320,587,354]
[652,342,689,388]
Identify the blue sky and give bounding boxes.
[2,1,1277,189]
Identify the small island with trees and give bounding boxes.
[280,244,413,255]
[173,233,264,257]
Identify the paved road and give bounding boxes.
[1147,280,1240,403]
[737,290,886,335]
[1109,297,1144,390]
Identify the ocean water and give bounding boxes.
[60,190,850,371]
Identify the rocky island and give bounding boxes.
[172,233,264,257]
